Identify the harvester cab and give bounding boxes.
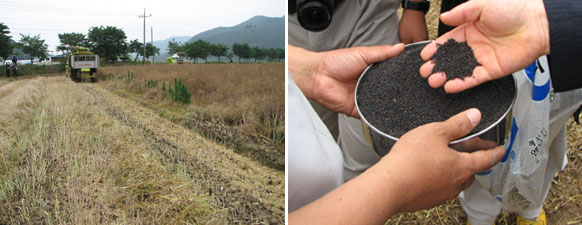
[66,46,99,82]
[166,52,186,64]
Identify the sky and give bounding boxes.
[0,0,285,55]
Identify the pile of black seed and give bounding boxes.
[356,42,515,138]
[431,39,480,80]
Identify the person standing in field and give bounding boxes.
[4,61,10,77]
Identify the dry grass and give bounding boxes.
[97,64,285,170]
[386,1,582,224]
[0,77,226,224]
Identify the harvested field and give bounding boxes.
[0,75,284,224]
[98,64,285,170]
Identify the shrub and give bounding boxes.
[169,78,191,104]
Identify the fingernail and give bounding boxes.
[466,108,480,126]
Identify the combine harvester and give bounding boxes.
[166,52,188,64]
[66,46,99,82]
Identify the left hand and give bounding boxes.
[289,44,405,117]
[399,9,429,44]
[418,0,549,93]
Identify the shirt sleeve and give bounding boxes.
[544,0,582,92]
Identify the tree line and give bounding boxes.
[0,23,283,64]
[167,38,284,63]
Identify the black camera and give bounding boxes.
[289,0,344,32]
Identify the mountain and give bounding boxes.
[152,15,283,62]
[187,15,284,49]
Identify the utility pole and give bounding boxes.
[245,20,256,46]
[139,8,151,64]
[151,27,154,63]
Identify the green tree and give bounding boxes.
[276,48,284,61]
[56,32,88,55]
[17,34,48,65]
[145,43,159,61]
[209,43,228,63]
[183,42,198,63]
[0,23,13,60]
[183,40,210,63]
[252,47,266,62]
[192,40,210,63]
[128,39,143,62]
[167,38,183,55]
[232,43,251,63]
[87,26,128,62]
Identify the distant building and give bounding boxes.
[51,55,66,64]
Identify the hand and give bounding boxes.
[289,109,505,224]
[419,0,550,93]
[399,9,429,44]
[379,108,505,212]
[289,44,405,117]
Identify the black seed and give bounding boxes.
[431,39,480,80]
[356,42,515,138]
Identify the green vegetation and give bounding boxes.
[56,32,89,55]
[232,43,284,62]
[16,34,49,64]
[87,26,128,62]
[0,23,13,60]
[167,78,191,104]
[1,64,64,77]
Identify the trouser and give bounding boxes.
[460,127,568,225]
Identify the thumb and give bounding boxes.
[437,108,481,141]
[352,43,405,65]
[463,146,506,174]
[440,0,485,27]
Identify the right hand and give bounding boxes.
[419,0,550,93]
[380,108,505,212]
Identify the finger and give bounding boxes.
[419,61,435,78]
[420,41,437,61]
[443,66,490,93]
[451,137,498,153]
[428,72,447,88]
[438,108,481,140]
[440,0,485,27]
[464,146,506,174]
[354,43,405,65]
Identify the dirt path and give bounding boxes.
[0,76,283,224]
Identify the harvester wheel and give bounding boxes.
[70,69,80,82]
[89,69,97,83]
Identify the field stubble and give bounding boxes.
[98,64,285,170]
[0,76,283,224]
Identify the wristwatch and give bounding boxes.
[402,0,430,14]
